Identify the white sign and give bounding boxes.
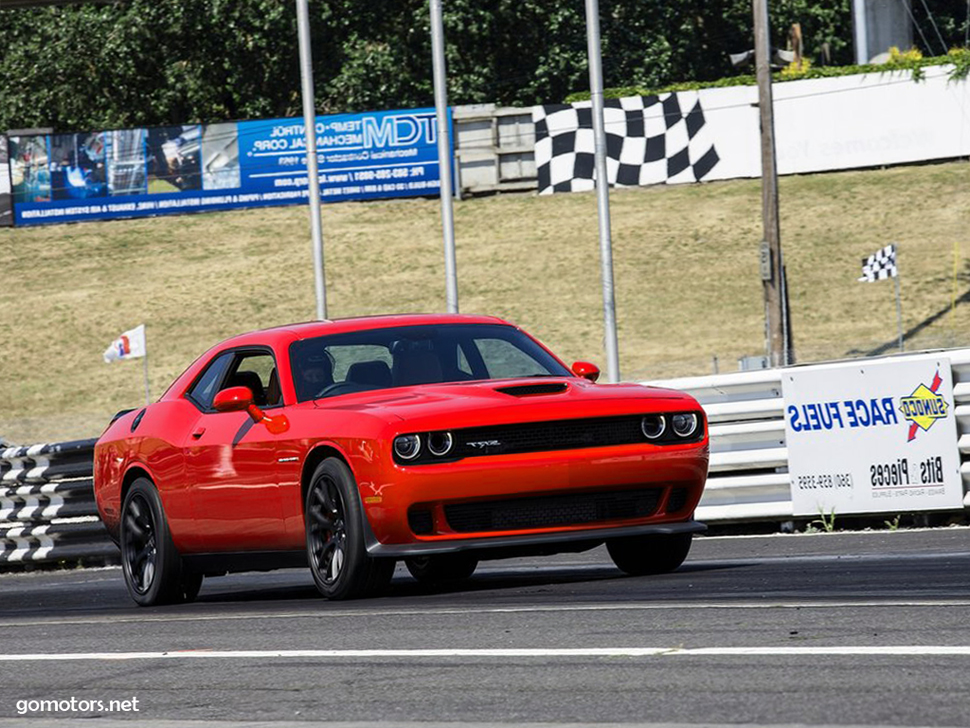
[782,356,962,517]
[535,64,970,193]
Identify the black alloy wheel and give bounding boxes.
[122,490,157,595]
[305,458,394,600]
[120,478,198,606]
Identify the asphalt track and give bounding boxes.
[1,528,969,728]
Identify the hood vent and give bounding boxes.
[494,382,568,397]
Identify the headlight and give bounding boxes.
[641,414,666,440]
[427,431,454,457]
[393,434,422,460]
[671,413,698,438]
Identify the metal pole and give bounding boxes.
[296,0,327,320]
[852,0,869,64]
[429,0,459,314]
[753,0,787,368]
[584,0,620,383]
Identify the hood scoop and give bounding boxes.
[494,382,568,397]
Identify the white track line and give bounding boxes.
[2,646,970,661]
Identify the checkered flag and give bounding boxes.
[858,244,898,282]
[533,92,719,194]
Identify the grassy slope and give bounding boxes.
[1,160,968,444]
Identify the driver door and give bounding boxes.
[182,348,288,553]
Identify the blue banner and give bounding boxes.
[10,108,450,227]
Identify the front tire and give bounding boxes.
[305,458,394,600]
[607,532,693,576]
[120,478,196,606]
[405,554,478,585]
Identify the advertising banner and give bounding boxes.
[0,135,11,227]
[783,356,963,517]
[9,108,448,226]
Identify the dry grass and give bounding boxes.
[2,160,969,444]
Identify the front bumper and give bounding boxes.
[356,441,709,553]
[363,518,706,557]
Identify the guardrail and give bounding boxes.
[0,439,117,566]
[645,349,970,524]
[6,348,970,566]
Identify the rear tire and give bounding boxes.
[305,458,393,600]
[405,554,478,585]
[607,532,693,576]
[120,478,193,606]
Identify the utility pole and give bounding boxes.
[584,0,621,383]
[296,0,327,320]
[753,0,788,367]
[429,0,459,314]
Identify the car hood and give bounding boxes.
[313,377,699,430]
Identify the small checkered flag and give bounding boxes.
[858,244,898,282]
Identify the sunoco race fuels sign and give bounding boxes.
[782,357,963,517]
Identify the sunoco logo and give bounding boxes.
[899,370,948,442]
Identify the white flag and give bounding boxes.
[103,324,147,363]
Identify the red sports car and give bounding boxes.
[94,314,709,605]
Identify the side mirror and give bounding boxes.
[212,385,290,434]
[212,386,254,413]
[571,361,600,382]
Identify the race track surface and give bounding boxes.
[1,528,969,727]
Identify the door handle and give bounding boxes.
[191,427,206,439]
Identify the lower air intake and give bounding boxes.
[444,488,662,533]
[666,487,689,514]
[408,509,434,535]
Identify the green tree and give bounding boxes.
[3,0,964,133]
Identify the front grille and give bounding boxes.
[454,415,646,458]
[392,412,705,465]
[444,488,662,533]
[494,382,568,396]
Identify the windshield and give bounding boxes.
[289,323,571,401]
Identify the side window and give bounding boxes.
[186,352,233,410]
[474,338,548,379]
[223,351,280,407]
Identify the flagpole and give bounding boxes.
[143,328,151,405]
[143,354,150,405]
[951,239,959,340]
[895,271,903,353]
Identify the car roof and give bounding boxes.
[218,313,512,349]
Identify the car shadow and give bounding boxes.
[192,559,747,605]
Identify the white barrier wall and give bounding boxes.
[645,347,970,524]
[535,65,970,193]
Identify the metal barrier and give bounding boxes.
[645,349,970,524]
[454,104,536,196]
[0,439,117,566]
[6,348,970,566]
